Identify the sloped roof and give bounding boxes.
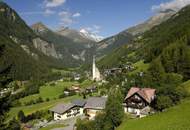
[50,99,86,114]
[49,103,75,114]
[125,87,156,103]
[84,97,107,110]
[71,99,86,107]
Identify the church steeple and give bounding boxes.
[92,55,101,81]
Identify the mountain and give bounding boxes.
[32,22,97,67]
[0,2,50,80]
[96,9,176,58]
[80,29,104,42]
[97,31,133,57]
[56,27,97,43]
[126,9,176,36]
[98,5,190,80]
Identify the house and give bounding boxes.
[50,99,86,120]
[84,97,107,120]
[85,86,97,94]
[124,87,156,117]
[74,74,81,81]
[104,68,122,77]
[64,85,81,95]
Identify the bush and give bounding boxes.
[7,117,21,130]
[155,95,173,111]
[17,110,26,123]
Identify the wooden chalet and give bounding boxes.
[124,87,156,117]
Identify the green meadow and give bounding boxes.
[129,60,150,75]
[117,99,190,130]
[9,79,94,120]
[19,80,93,104]
[117,80,190,130]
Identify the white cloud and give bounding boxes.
[72,12,81,17]
[19,9,55,16]
[152,0,190,12]
[58,11,81,26]
[44,9,56,16]
[19,11,44,15]
[45,0,66,8]
[59,11,74,25]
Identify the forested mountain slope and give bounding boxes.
[0,2,50,80]
[98,5,190,80]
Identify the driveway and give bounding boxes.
[52,115,85,130]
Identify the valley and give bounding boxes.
[1,1,190,130]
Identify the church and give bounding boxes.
[92,56,101,81]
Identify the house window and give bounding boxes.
[57,115,61,118]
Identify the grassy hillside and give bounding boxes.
[117,99,190,130]
[117,80,190,130]
[129,60,149,75]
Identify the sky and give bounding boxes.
[3,0,190,38]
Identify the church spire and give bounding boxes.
[92,55,101,81]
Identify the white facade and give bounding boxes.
[53,107,83,121]
[92,56,101,81]
[86,109,102,120]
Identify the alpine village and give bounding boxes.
[1,0,190,130]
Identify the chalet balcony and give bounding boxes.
[126,103,146,109]
[128,97,142,103]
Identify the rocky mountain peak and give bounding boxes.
[79,29,104,42]
[31,22,49,34]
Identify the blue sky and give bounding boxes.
[3,0,190,37]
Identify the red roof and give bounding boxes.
[125,87,156,103]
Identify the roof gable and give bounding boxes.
[125,87,156,103]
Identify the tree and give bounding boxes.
[17,110,25,123]
[94,113,106,130]
[7,117,20,130]
[0,93,11,129]
[148,58,166,86]
[105,88,124,128]
[155,95,173,111]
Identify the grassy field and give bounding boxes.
[180,80,190,94]
[117,99,190,130]
[19,80,93,104]
[129,60,149,75]
[9,95,80,120]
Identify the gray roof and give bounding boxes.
[71,99,86,107]
[49,103,75,114]
[50,99,86,114]
[84,97,107,110]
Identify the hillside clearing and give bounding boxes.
[129,60,149,75]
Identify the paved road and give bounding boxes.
[52,115,85,130]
